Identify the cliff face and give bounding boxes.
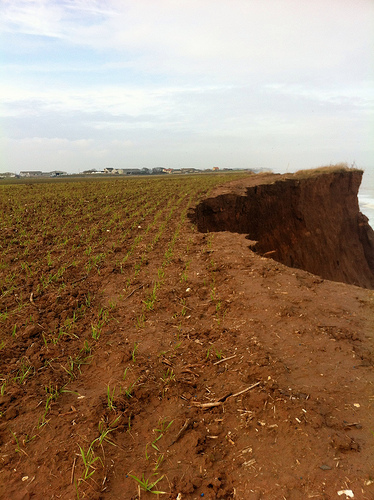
[192,168,374,289]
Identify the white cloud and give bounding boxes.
[0,1,373,174]
[2,0,373,80]
[0,0,64,38]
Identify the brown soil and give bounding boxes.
[192,168,374,289]
[1,170,374,500]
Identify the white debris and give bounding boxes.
[337,490,354,498]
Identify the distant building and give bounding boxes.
[181,168,198,174]
[50,170,67,177]
[123,168,141,175]
[212,167,220,171]
[0,172,17,178]
[152,167,166,175]
[20,171,43,177]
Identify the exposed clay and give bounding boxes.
[191,168,374,288]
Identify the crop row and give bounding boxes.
[0,172,248,496]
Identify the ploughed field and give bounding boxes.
[0,172,373,500]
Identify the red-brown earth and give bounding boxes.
[0,168,373,500]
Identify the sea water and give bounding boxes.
[359,188,374,228]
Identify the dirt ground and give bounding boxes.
[1,176,373,500]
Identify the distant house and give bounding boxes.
[163,168,173,174]
[20,171,43,177]
[103,167,114,174]
[212,167,220,171]
[181,168,198,174]
[0,172,17,178]
[50,170,66,177]
[152,167,166,175]
[123,168,141,175]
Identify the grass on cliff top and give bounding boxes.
[294,162,362,179]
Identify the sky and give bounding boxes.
[0,0,373,186]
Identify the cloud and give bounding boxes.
[0,1,373,174]
[2,0,373,81]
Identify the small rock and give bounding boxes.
[319,464,332,470]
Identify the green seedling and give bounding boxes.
[81,340,91,355]
[123,367,129,381]
[107,385,116,411]
[91,308,109,340]
[74,479,80,499]
[152,417,173,450]
[0,309,8,322]
[97,417,119,447]
[38,383,61,428]
[123,378,139,399]
[42,333,48,348]
[46,251,53,267]
[78,441,103,481]
[180,299,187,317]
[147,417,174,453]
[161,368,175,384]
[131,342,139,362]
[155,417,173,436]
[174,339,182,350]
[207,234,214,249]
[85,293,93,308]
[23,433,37,445]
[10,430,26,455]
[91,323,102,340]
[13,358,34,384]
[136,313,145,329]
[215,349,224,360]
[52,327,78,344]
[62,355,88,380]
[143,283,158,311]
[129,472,166,495]
[153,453,164,472]
[1,380,6,396]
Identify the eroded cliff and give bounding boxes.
[192,167,374,289]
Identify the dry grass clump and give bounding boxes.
[294,163,362,179]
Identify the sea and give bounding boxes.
[358,188,374,229]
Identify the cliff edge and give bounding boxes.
[192,167,374,289]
